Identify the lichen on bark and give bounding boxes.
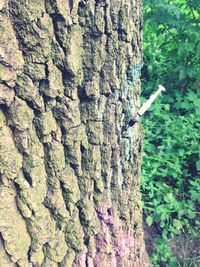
[0,0,150,266]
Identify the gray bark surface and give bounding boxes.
[0,0,150,266]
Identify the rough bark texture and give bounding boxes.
[0,0,150,266]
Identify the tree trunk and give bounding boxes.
[0,0,150,266]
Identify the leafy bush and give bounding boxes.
[141,89,200,266]
[142,0,200,94]
[142,95,200,232]
[151,238,177,267]
[141,0,200,265]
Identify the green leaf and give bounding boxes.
[146,216,154,226]
[160,221,165,228]
[190,190,200,201]
[196,160,200,171]
[162,229,168,240]
[173,219,182,231]
[187,210,196,219]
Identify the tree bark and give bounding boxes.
[0,0,150,266]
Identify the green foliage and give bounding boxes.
[151,238,177,267]
[143,0,200,93]
[142,97,200,237]
[141,0,200,265]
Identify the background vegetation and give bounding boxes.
[141,0,200,266]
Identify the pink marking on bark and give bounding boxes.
[94,253,118,267]
[94,252,109,267]
[96,222,111,251]
[96,206,115,225]
[114,230,134,257]
[72,253,86,267]
[94,252,104,266]
[86,254,94,267]
[95,206,139,264]
[108,255,117,267]
[96,233,107,251]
